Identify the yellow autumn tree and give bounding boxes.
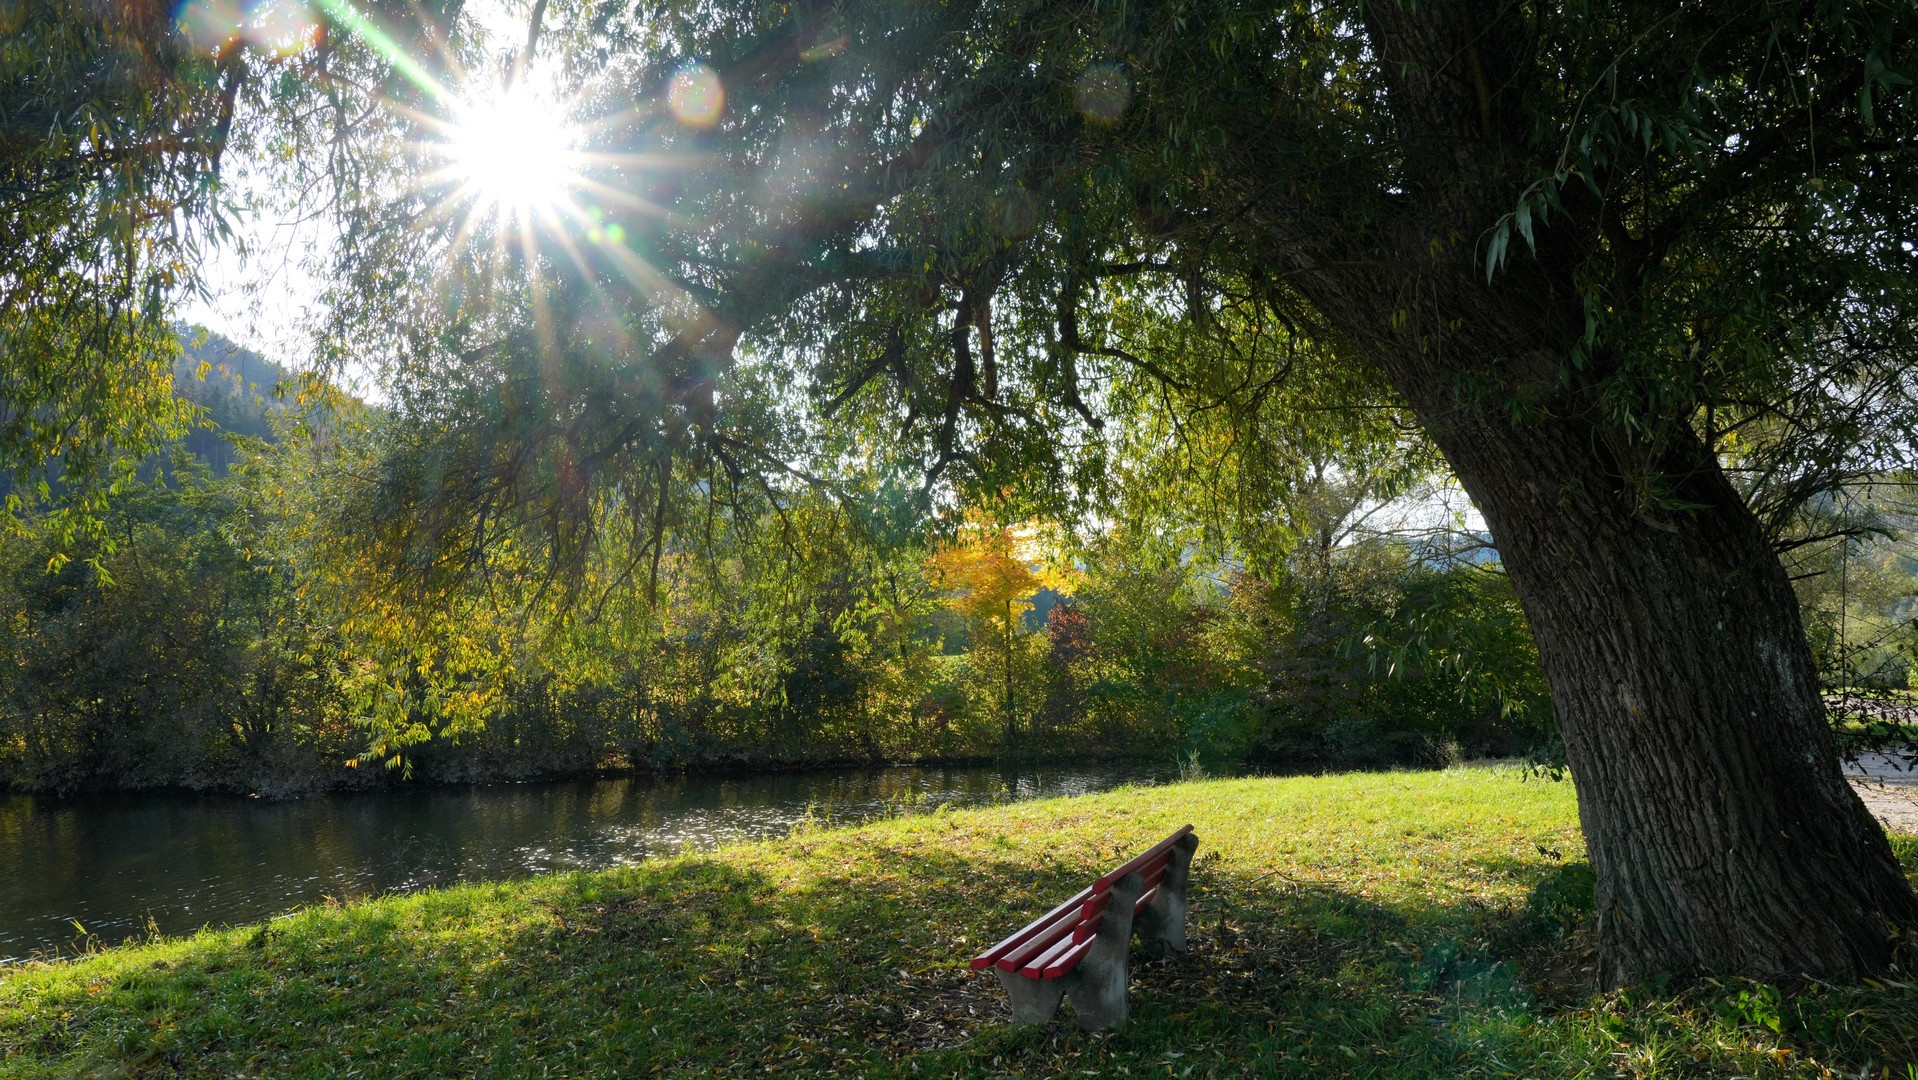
[923,510,1080,747]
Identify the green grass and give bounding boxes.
[4,766,1917,1078]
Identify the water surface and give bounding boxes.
[0,764,1161,962]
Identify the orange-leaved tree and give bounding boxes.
[923,510,1079,748]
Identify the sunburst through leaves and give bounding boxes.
[430,82,585,227]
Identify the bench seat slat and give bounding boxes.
[994,909,1080,972]
[1019,925,1085,978]
[1038,934,1099,979]
[1072,907,1106,943]
[970,884,1096,970]
[1077,892,1108,923]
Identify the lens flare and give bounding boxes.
[668,65,725,128]
[174,0,243,51]
[174,0,319,56]
[1075,63,1132,125]
[252,0,319,56]
[438,84,583,223]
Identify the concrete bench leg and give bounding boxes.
[995,872,1144,1030]
[1060,871,1142,1030]
[993,967,1066,1024]
[1133,831,1198,958]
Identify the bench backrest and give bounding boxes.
[970,824,1194,979]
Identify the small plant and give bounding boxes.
[1521,736,1571,782]
[1176,748,1207,782]
[65,919,105,958]
[789,800,830,835]
[1419,733,1464,768]
[1722,981,1786,1033]
[1526,861,1596,935]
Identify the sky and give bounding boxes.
[176,0,534,368]
[175,170,330,364]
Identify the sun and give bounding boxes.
[437,84,583,222]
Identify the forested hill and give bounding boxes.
[173,327,293,475]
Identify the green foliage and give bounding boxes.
[1089,279,1440,574]
[0,307,1557,793]
[0,413,1557,793]
[237,0,1917,593]
[1248,554,1552,764]
[173,329,294,475]
[0,2,243,543]
[87,0,1901,815]
[984,527,1561,770]
[1527,862,1598,938]
[1794,527,1918,687]
[1774,493,1918,762]
[0,451,352,794]
[1064,532,1252,761]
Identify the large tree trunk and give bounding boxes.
[1277,0,1918,988]
[1412,365,1917,985]
[1290,239,1918,981]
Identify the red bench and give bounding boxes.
[970,824,1199,1029]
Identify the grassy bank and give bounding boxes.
[3,767,1916,1079]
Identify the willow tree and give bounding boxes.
[271,0,1918,983]
[0,0,241,538]
[0,0,450,544]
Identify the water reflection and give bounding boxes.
[0,764,1161,962]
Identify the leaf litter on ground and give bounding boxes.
[3,765,1917,1079]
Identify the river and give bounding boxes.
[0,764,1164,963]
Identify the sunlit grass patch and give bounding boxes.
[2,766,1915,1078]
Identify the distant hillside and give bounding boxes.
[174,326,294,474]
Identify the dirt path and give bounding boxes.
[1846,753,1918,835]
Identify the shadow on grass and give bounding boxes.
[5,822,1918,1078]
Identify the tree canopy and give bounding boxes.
[10,0,1918,986]
[0,1,245,543]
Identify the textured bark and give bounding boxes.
[1405,361,1917,985]
[1246,0,1918,985]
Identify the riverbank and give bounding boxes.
[0,764,1159,960]
[4,747,1163,801]
[3,767,1915,1079]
